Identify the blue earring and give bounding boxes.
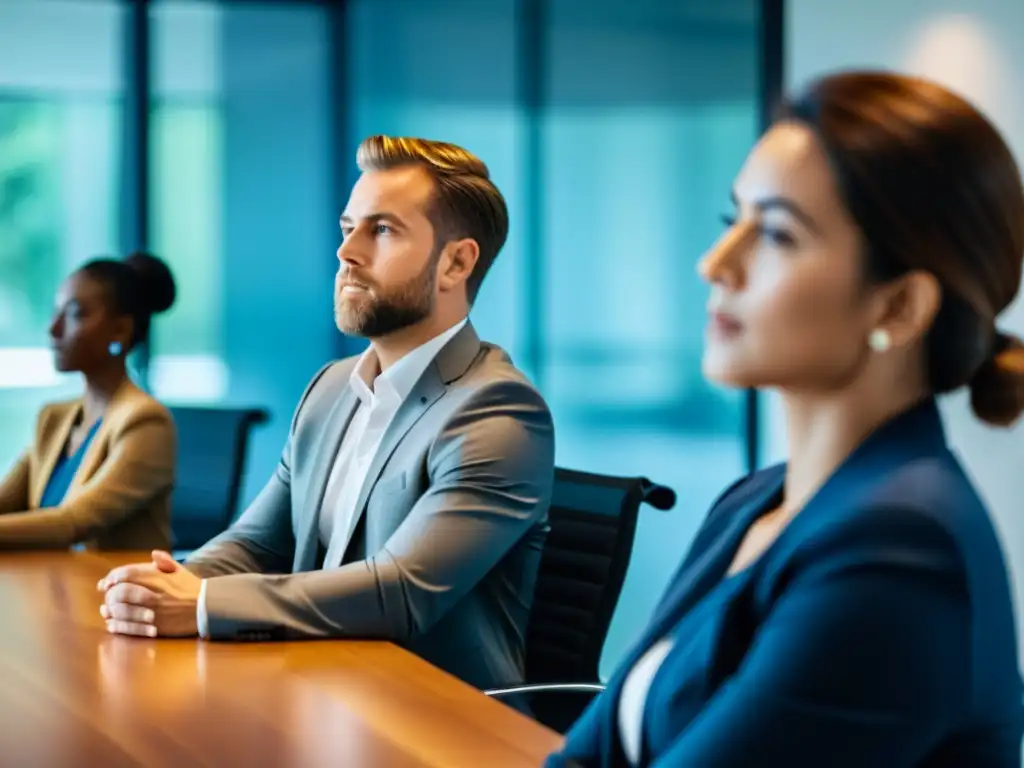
[108,341,123,357]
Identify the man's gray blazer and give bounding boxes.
[184,323,555,690]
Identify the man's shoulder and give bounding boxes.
[455,342,546,403]
[464,342,533,384]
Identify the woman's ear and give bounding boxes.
[111,315,134,352]
[866,270,941,350]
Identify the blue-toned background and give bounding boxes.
[0,0,759,675]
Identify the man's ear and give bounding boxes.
[437,238,480,294]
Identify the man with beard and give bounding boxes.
[96,136,555,691]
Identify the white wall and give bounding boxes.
[775,0,1024,660]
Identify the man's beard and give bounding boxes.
[334,254,437,338]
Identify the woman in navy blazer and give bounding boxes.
[547,71,1024,767]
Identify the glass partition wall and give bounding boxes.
[0,0,776,675]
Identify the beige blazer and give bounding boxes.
[0,380,174,550]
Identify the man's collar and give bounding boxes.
[348,317,469,407]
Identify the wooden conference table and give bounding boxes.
[0,552,563,767]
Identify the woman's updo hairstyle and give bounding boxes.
[78,252,177,351]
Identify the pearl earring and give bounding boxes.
[868,329,891,353]
[108,341,123,357]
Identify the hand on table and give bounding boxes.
[97,550,201,638]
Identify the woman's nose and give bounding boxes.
[698,222,752,288]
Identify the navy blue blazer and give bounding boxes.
[547,399,1023,767]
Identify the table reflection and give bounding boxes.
[97,635,207,714]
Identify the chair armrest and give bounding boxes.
[639,477,676,510]
[488,683,606,733]
[485,682,606,699]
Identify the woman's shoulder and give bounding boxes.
[828,455,985,544]
[108,383,174,432]
[869,454,984,524]
[862,455,1006,577]
[782,454,1002,586]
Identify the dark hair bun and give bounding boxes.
[123,252,176,315]
[969,332,1024,427]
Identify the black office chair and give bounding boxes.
[168,406,269,556]
[486,467,676,733]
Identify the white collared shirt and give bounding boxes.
[318,317,468,566]
[196,317,468,638]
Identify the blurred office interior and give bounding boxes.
[0,0,770,673]
[4,0,1023,678]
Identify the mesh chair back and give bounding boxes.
[168,406,268,551]
[526,468,676,686]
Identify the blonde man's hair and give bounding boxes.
[356,135,509,302]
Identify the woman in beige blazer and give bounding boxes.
[0,253,178,550]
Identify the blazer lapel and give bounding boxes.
[66,379,152,501]
[589,486,769,765]
[65,389,126,500]
[325,367,446,568]
[31,404,80,508]
[294,385,360,571]
[638,473,783,662]
[325,323,483,568]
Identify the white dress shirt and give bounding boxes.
[618,636,676,766]
[196,318,468,638]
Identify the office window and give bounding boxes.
[0,0,124,469]
[150,1,335,501]
[151,1,226,402]
[342,0,762,673]
[543,0,760,673]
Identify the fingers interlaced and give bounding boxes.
[105,620,157,638]
[96,562,158,592]
[101,602,155,624]
[104,583,160,609]
[101,582,162,637]
[96,562,175,638]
